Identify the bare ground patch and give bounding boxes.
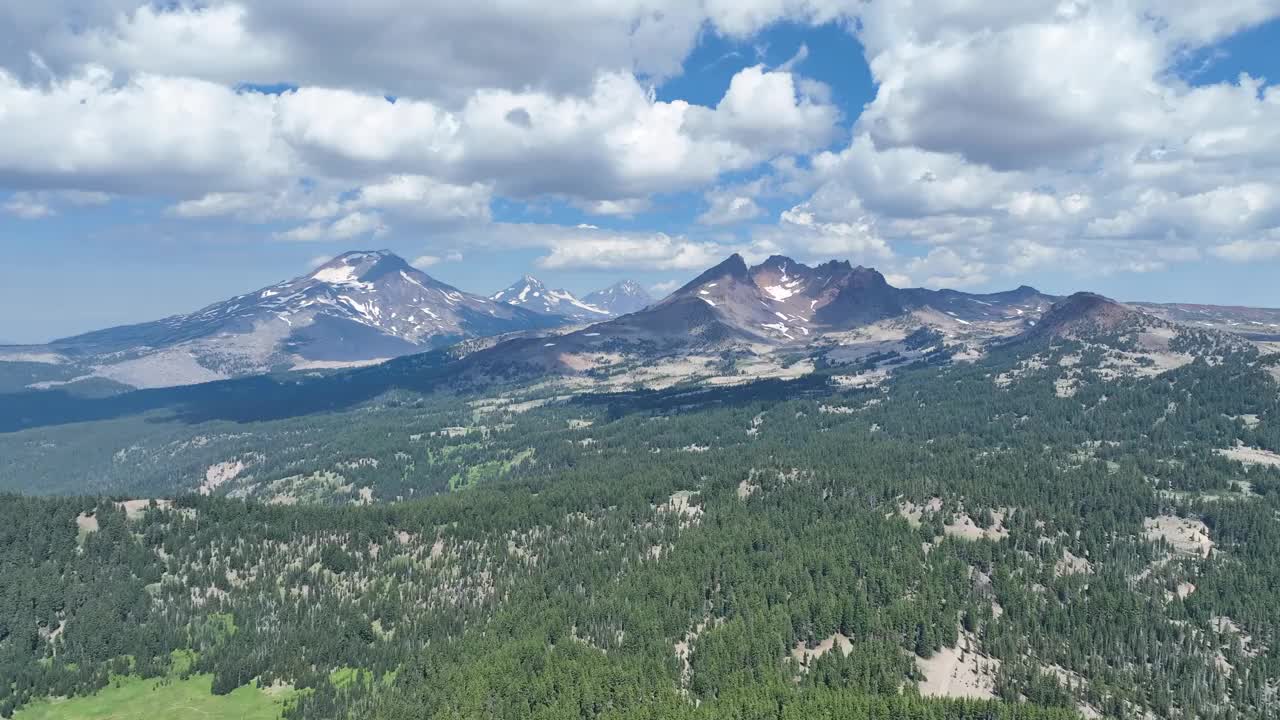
[790,633,854,667]
[1218,445,1280,468]
[202,460,246,495]
[916,631,1000,700]
[1143,515,1213,558]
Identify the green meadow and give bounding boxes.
[14,674,293,720]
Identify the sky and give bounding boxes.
[2,2,1280,343]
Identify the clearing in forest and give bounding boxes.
[13,674,293,720]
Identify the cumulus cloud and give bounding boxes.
[275,211,387,242]
[535,228,730,271]
[1212,233,1280,262]
[698,184,766,225]
[0,66,293,194]
[0,63,837,209]
[2,190,112,219]
[412,251,463,269]
[4,0,1280,292]
[769,1,1280,285]
[351,176,491,223]
[3,193,54,219]
[9,1,859,101]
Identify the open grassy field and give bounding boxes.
[13,674,293,720]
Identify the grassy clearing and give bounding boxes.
[13,674,293,720]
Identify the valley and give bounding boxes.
[2,252,1279,720]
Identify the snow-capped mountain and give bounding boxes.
[21,251,561,389]
[584,280,653,316]
[490,275,611,321]
[462,254,1063,374]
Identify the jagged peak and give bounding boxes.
[754,254,799,271]
[673,254,751,296]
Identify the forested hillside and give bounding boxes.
[2,325,1279,718]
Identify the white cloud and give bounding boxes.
[698,184,766,225]
[579,198,652,217]
[771,1,1280,283]
[687,65,838,155]
[1212,232,1280,262]
[0,65,293,194]
[2,190,112,219]
[1,63,838,209]
[413,251,464,268]
[11,1,861,102]
[531,227,731,271]
[765,204,895,262]
[170,186,340,222]
[276,211,387,242]
[649,279,681,296]
[351,176,491,223]
[3,193,54,219]
[903,247,990,289]
[4,1,1280,291]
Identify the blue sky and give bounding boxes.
[2,2,1280,342]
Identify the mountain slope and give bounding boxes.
[6,251,561,390]
[461,254,1060,378]
[1022,292,1141,340]
[490,275,611,321]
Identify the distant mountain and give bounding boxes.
[490,275,611,321]
[1133,301,1280,340]
[1023,292,1141,340]
[584,280,653,315]
[2,251,561,390]
[464,254,1062,374]
[639,254,1058,343]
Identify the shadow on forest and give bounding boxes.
[0,351,459,432]
[0,349,897,434]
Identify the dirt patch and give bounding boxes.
[115,499,173,520]
[944,511,1009,542]
[1218,445,1280,468]
[75,512,99,534]
[916,631,1000,700]
[1233,414,1262,429]
[896,497,943,528]
[658,491,703,524]
[1054,549,1094,577]
[1054,378,1079,398]
[202,460,246,495]
[1143,515,1213,558]
[674,617,722,689]
[1212,616,1263,658]
[791,633,853,667]
[737,480,759,500]
[831,370,891,388]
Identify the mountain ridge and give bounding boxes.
[4,250,1278,393]
[490,275,611,321]
[4,250,562,389]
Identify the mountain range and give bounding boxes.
[2,250,1278,392]
[490,275,613,321]
[0,251,651,390]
